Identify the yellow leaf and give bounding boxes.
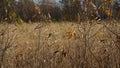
[66,31,73,39]
[98,31,104,35]
[66,27,75,39]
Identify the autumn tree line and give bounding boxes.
[0,0,120,23]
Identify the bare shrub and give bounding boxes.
[0,24,17,68]
[0,21,119,68]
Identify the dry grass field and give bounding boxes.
[0,21,120,68]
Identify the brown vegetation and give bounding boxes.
[0,21,120,68]
[0,0,120,23]
[0,0,120,68]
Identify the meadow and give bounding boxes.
[0,20,120,68]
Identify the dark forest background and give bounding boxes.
[0,0,120,23]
